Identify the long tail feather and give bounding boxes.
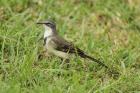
[76,49,108,68]
[84,54,108,68]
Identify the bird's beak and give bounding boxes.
[36,21,46,24]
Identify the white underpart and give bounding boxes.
[43,25,53,47]
[43,25,70,59]
[44,25,53,38]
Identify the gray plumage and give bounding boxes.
[37,20,108,68]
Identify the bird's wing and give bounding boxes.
[51,35,108,68]
[51,35,84,55]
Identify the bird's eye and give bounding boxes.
[46,23,51,27]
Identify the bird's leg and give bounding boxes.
[60,58,70,69]
[37,50,50,60]
[65,59,70,68]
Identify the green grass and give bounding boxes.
[0,0,140,93]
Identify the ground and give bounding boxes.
[0,0,140,93]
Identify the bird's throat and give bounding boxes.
[44,26,53,38]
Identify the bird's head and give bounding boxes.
[37,20,57,37]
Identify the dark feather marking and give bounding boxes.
[51,35,108,68]
[44,37,47,45]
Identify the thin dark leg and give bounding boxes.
[65,59,70,68]
[60,58,70,69]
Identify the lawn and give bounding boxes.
[0,0,140,93]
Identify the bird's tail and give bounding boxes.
[84,54,108,68]
[75,48,108,68]
[77,51,108,68]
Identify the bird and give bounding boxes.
[37,20,108,68]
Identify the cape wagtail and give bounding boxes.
[37,20,108,68]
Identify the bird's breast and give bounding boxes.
[44,37,55,51]
[44,37,70,59]
[44,37,51,47]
